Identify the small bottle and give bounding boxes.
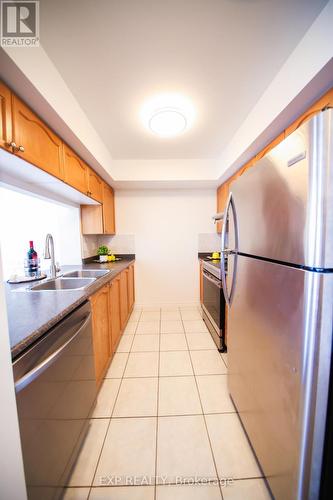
[27,241,37,260]
[26,241,39,277]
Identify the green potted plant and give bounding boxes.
[97,245,109,262]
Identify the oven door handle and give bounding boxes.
[203,271,222,289]
[15,313,91,393]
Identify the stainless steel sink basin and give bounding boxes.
[62,269,111,278]
[30,278,95,291]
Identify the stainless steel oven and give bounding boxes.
[202,260,226,351]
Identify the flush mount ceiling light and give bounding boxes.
[149,108,187,137]
[140,93,196,138]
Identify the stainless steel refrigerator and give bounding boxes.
[221,108,333,500]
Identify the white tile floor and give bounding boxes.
[63,305,272,500]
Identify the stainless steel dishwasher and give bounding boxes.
[13,301,97,500]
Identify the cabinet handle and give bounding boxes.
[8,142,25,153]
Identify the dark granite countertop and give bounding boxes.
[6,256,135,359]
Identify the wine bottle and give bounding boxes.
[27,241,37,260]
[27,241,38,276]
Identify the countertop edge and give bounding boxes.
[9,258,135,359]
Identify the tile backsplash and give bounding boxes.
[198,233,221,253]
[81,235,99,258]
[82,233,218,258]
[98,234,135,254]
[81,234,135,258]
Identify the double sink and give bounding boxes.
[29,269,112,291]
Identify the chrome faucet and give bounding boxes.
[44,233,57,279]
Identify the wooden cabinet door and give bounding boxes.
[109,277,121,353]
[119,270,129,330]
[90,285,111,383]
[81,205,103,235]
[0,82,12,152]
[102,183,116,234]
[127,265,135,312]
[88,168,103,202]
[63,144,88,194]
[12,95,64,179]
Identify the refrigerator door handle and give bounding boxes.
[221,192,239,307]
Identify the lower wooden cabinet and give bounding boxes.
[109,276,121,353]
[119,270,129,330]
[127,264,135,313]
[90,285,111,384]
[90,264,135,381]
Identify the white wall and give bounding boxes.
[115,189,216,306]
[0,246,27,499]
[0,186,81,279]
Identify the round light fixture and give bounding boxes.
[140,93,196,138]
[149,108,187,137]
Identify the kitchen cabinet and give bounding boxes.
[255,132,285,163]
[80,205,103,234]
[63,144,88,194]
[11,95,64,179]
[119,270,129,330]
[102,182,116,234]
[0,81,12,152]
[238,157,255,176]
[88,167,103,202]
[127,264,135,313]
[109,276,121,353]
[90,285,111,383]
[216,87,333,226]
[285,87,333,138]
[81,182,116,235]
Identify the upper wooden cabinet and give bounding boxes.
[90,285,111,384]
[63,144,88,194]
[285,87,333,138]
[0,82,12,152]
[0,81,116,225]
[12,95,64,179]
[88,167,103,202]
[81,182,116,235]
[102,182,116,234]
[255,132,285,163]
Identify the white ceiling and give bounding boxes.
[39,0,327,161]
